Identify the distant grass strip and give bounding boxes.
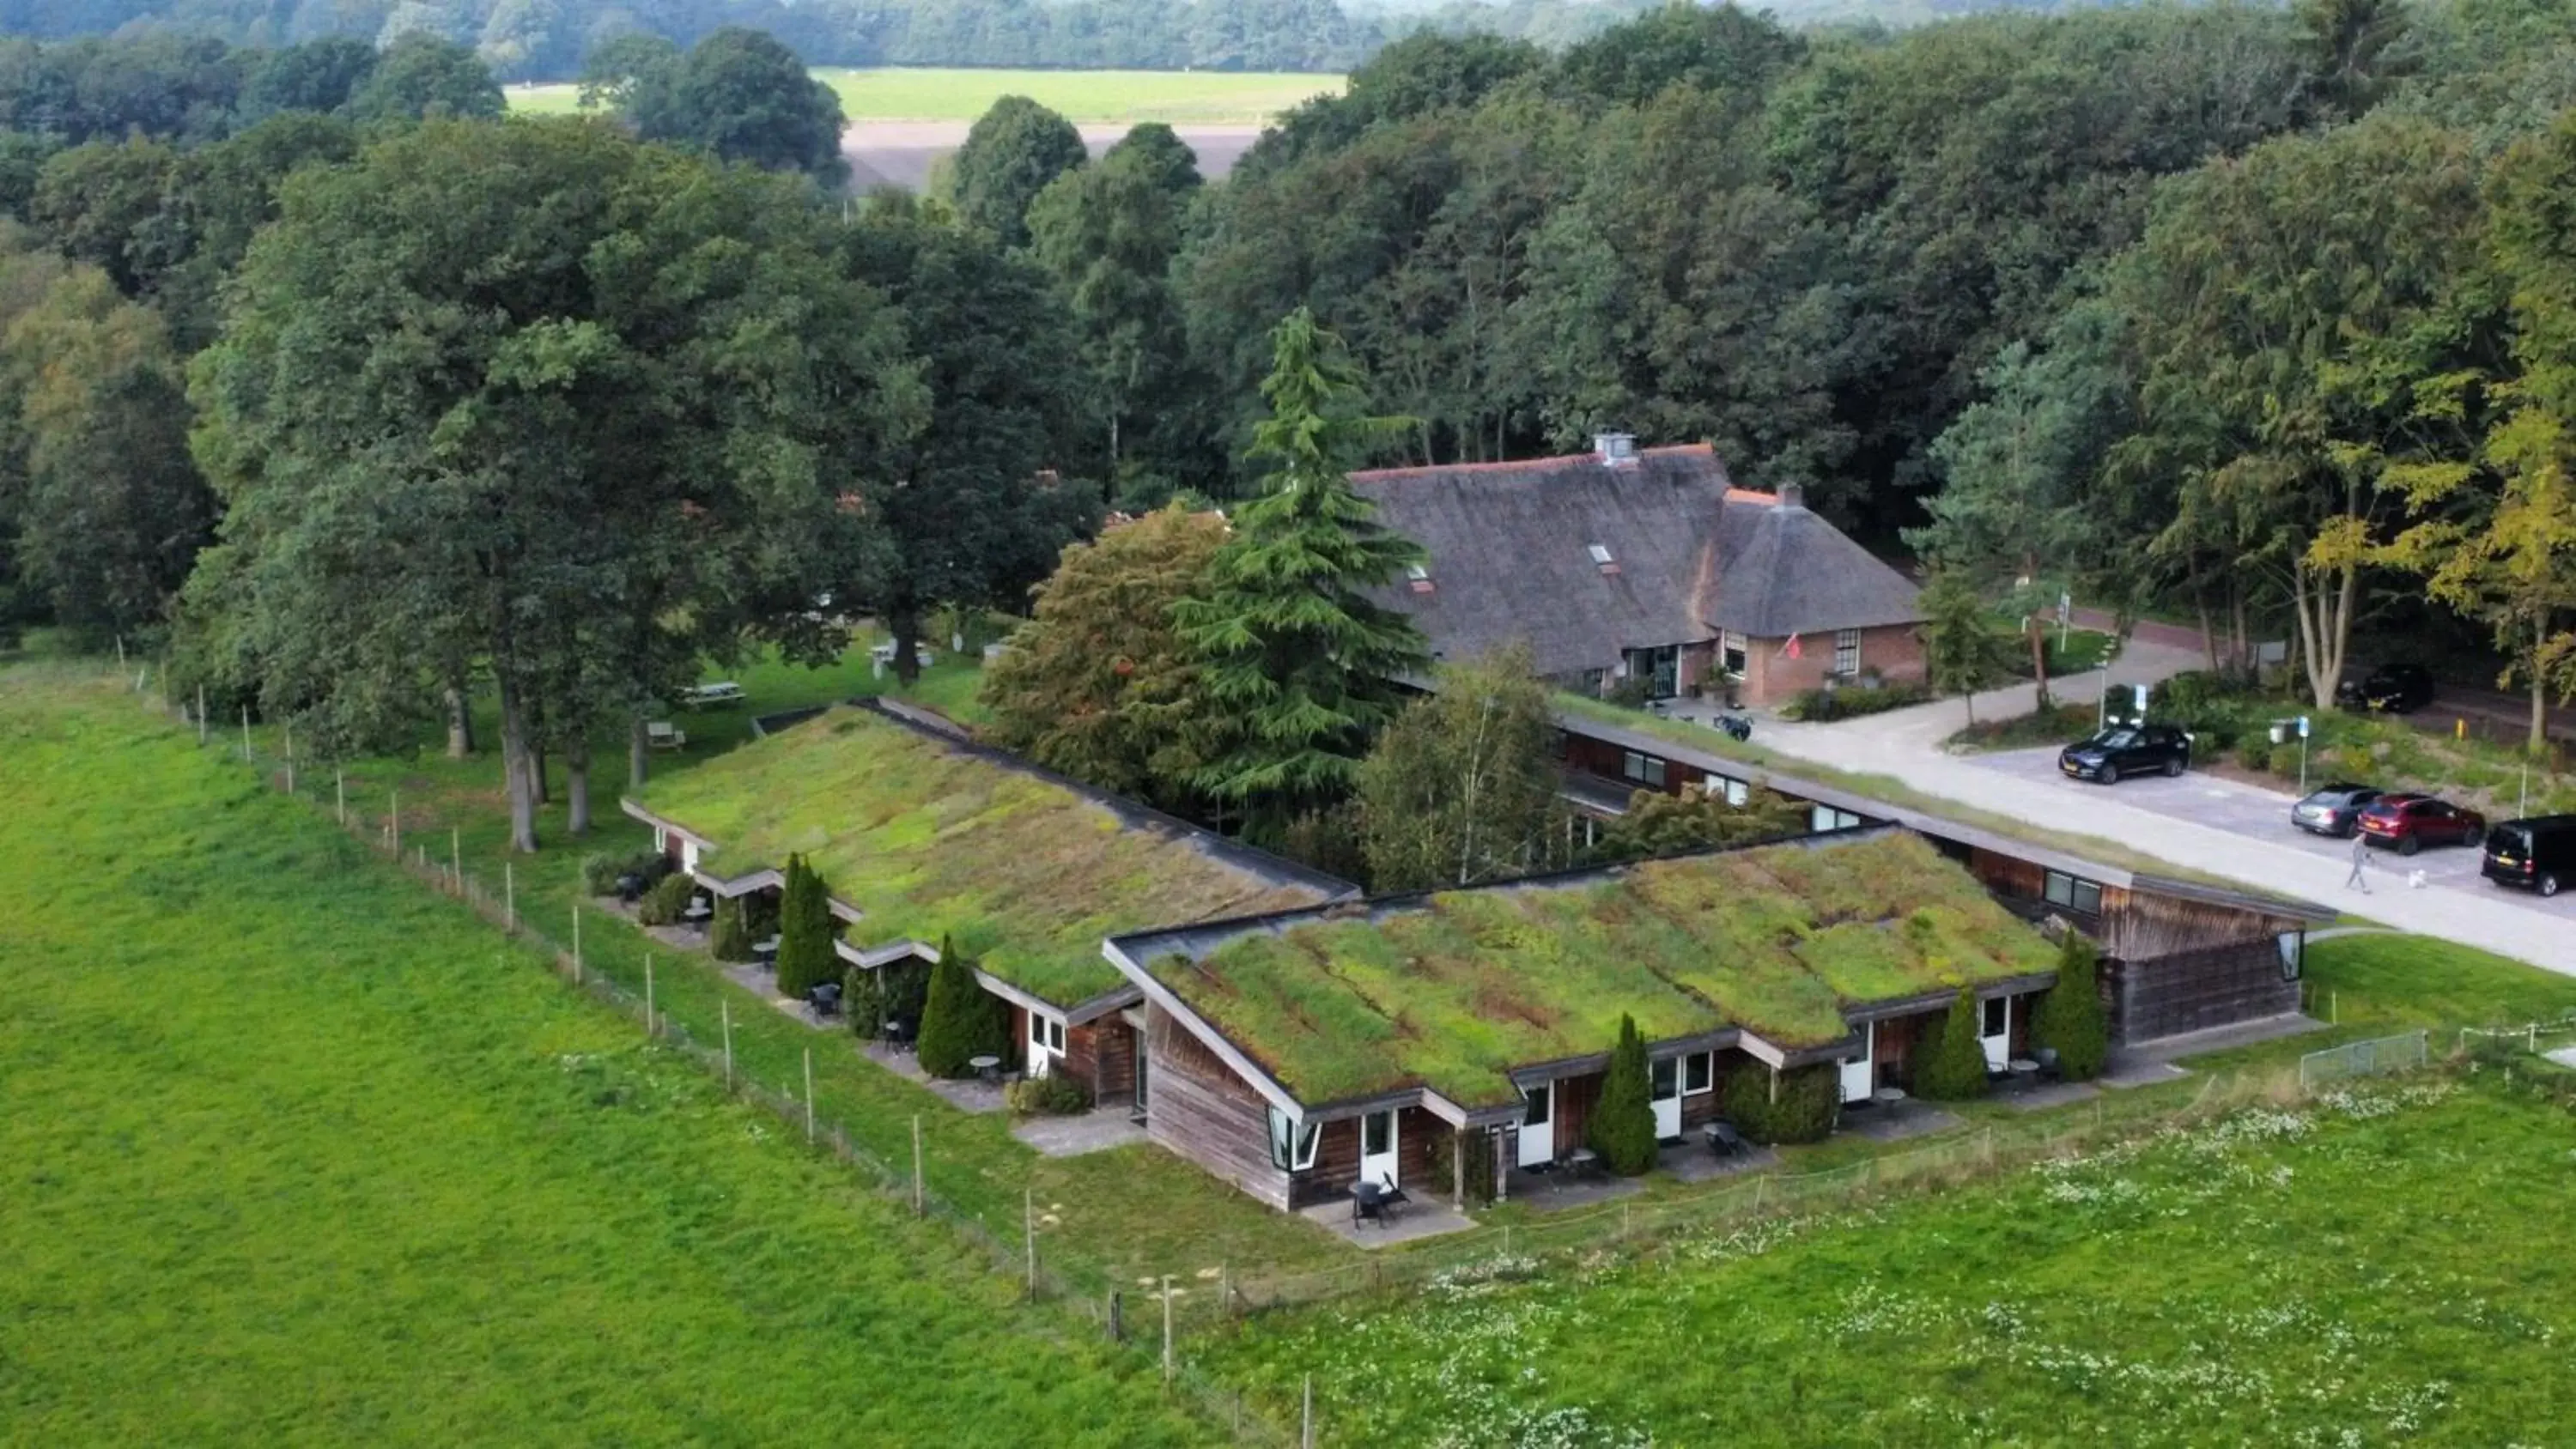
[507,66,1343,124]
[0,671,1200,1446]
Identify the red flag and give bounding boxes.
[1783,633,1802,660]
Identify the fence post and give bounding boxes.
[115,634,125,673]
[450,827,460,891]
[240,706,252,761]
[911,1114,925,1216]
[1160,1276,1174,1385]
[645,955,655,1038]
[572,906,582,985]
[1024,1187,1036,1302]
[197,684,207,744]
[804,1048,816,1144]
[1753,1173,1765,1213]
[1984,1126,1996,1169]
[1499,1225,1510,1261]
[283,724,295,793]
[2331,991,2339,1027]
[722,998,734,1089]
[505,862,515,932]
[1108,1291,1123,1342]
[336,768,344,826]
[390,791,399,854]
[1302,1374,1315,1449]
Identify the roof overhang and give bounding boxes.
[971,966,1141,1025]
[691,867,781,898]
[619,797,715,851]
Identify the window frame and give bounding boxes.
[2042,869,2104,917]
[1981,994,2008,1038]
[1722,630,1747,679]
[1682,1050,1713,1096]
[1266,1106,1321,1172]
[1621,750,1668,788]
[1833,627,1862,676]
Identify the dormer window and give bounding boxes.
[1406,562,1434,595]
[1588,543,1619,576]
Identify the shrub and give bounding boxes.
[775,854,839,999]
[2033,933,2110,1081]
[917,937,1008,1079]
[580,851,665,897]
[1783,680,1931,723]
[843,965,882,1038]
[635,870,696,927]
[842,957,930,1038]
[708,893,751,961]
[1587,1014,1657,1175]
[1005,1073,1091,1116]
[1719,1060,1838,1144]
[2233,738,2273,773]
[1911,989,1990,1100]
[2267,742,2306,779]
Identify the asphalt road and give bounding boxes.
[1967,745,2576,925]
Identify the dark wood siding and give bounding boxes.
[2108,940,2300,1044]
[1560,733,1704,799]
[2100,887,2301,960]
[1142,1004,1291,1210]
[1070,1019,1137,1100]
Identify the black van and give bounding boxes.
[2482,816,2576,898]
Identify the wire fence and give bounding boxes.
[2298,1030,2430,1090]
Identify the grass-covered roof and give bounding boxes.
[1140,832,2057,1109]
[635,706,1347,1007]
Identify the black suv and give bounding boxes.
[2059,724,2191,785]
[2336,663,2435,714]
[2483,816,2576,899]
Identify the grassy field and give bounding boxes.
[1203,1073,2576,1446]
[0,664,1206,1446]
[506,67,1344,124]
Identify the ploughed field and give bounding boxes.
[1203,1071,2576,1446]
[0,667,1200,1446]
[505,67,1343,124]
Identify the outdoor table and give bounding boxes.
[752,937,781,967]
[1872,1087,1908,1107]
[969,1054,1002,1083]
[2008,1058,2041,1077]
[1564,1147,1601,1179]
[683,902,712,929]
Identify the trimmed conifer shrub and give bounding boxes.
[774,854,839,999]
[1719,1060,1838,1144]
[635,870,696,926]
[2034,931,2111,1081]
[1911,988,1991,1100]
[708,893,751,961]
[917,937,1009,1079]
[1588,1014,1658,1175]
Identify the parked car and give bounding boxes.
[2290,782,2385,838]
[2355,792,2486,855]
[2482,815,2576,898]
[2058,724,2191,784]
[2336,662,2436,714]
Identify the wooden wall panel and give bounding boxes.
[2109,942,2300,1044]
[1143,1005,1291,1210]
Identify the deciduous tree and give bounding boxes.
[951,94,1086,250]
[1356,644,1561,892]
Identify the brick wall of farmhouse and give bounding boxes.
[1743,623,1926,705]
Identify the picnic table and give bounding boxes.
[646,721,687,751]
[680,682,745,708]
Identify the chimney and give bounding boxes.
[1595,432,1638,468]
[1777,481,1806,511]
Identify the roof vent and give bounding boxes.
[1595,432,1638,468]
[1406,562,1434,595]
[1777,481,1806,511]
[1588,543,1619,576]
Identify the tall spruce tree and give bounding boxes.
[916,937,1007,1079]
[1588,1014,1657,1175]
[2033,932,2110,1081]
[1912,989,1992,1100]
[1173,307,1427,840]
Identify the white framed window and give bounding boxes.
[2044,870,2104,916]
[1982,995,2008,1038]
[1712,774,1749,807]
[1622,751,1668,788]
[1588,543,1614,565]
[1834,628,1862,676]
[1266,1106,1321,1172]
[1682,1050,1714,1095]
[1811,804,1862,833]
[1722,631,1747,678]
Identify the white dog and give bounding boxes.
[2408,869,2429,889]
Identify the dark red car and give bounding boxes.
[2356,792,2487,856]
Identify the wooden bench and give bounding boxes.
[646,721,687,750]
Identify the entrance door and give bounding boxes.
[1517,1082,1556,1168]
[1358,1109,1400,1189]
[1650,1058,1681,1141]
[1980,994,2011,1072]
[1841,1020,1876,1104]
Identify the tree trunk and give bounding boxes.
[2293,555,2360,711]
[629,714,650,790]
[2194,586,2221,676]
[2229,579,2251,682]
[445,682,475,759]
[890,605,922,685]
[532,740,550,806]
[2533,618,2552,757]
[496,670,539,854]
[566,734,591,837]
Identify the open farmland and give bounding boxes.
[0,667,1204,1446]
[506,66,1342,123]
[1203,1069,2576,1446]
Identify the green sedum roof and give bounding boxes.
[1145,832,2057,1109]
[635,706,1345,1008]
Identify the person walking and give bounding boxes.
[2346,832,2372,893]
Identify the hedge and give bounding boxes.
[1911,988,1990,1100]
[1587,1015,1657,1175]
[2034,932,2110,1081]
[917,938,1009,1080]
[1718,1060,1838,1144]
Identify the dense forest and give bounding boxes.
[1,0,2574,837]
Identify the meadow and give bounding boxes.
[1202,1074,2576,1446]
[0,664,1209,1446]
[506,67,1344,124]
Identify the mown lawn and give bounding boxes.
[0,666,1207,1446]
[1201,1076,2576,1446]
[506,67,1344,124]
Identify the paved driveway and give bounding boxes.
[1748,645,2576,974]
[1968,746,2576,925]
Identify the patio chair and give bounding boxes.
[2034,1046,2063,1083]
[1704,1120,1747,1158]
[807,981,841,1023]
[1351,1180,1385,1228]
